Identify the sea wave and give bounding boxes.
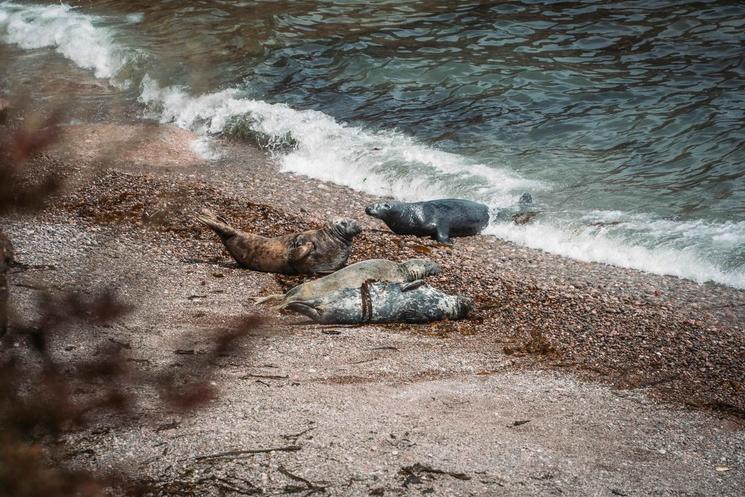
[0,2,130,80]
[139,75,539,203]
[486,214,745,288]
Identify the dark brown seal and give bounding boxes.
[197,210,361,275]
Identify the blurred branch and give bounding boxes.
[0,97,264,496]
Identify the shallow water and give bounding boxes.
[1,0,744,287]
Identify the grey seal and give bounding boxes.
[197,210,361,275]
[256,258,441,307]
[285,280,473,324]
[365,198,489,244]
[493,193,541,225]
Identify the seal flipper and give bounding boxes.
[433,227,452,245]
[254,294,284,305]
[288,241,314,262]
[196,209,240,242]
[285,301,323,322]
[401,280,425,292]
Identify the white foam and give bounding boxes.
[138,76,539,203]
[138,77,745,289]
[190,136,221,161]
[485,216,745,289]
[0,2,129,79]
[125,12,144,24]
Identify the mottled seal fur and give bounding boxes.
[365,199,489,244]
[256,258,441,307]
[197,210,361,275]
[285,280,473,324]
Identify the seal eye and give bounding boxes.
[383,203,390,209]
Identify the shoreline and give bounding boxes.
[11,119,745,414]
[2,119,744,494]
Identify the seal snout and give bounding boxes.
[456,296,474,318]
[365,201,392,219]
[332,218,362,239]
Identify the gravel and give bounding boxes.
[1,127,743,496]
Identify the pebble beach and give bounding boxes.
[2,117,744,495]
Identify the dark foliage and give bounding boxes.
[0,102,262,497]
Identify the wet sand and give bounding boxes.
[2,122,744,495]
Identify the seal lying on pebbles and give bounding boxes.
[285,280,473,324]
[256,258,441,307]
[365,199,489,244]
[197,210,361,275]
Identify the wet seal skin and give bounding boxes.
[365,198,490,244]
[285,280,473,324]
[197,209,361,275]
[256,258,441,307]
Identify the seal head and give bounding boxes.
[329,218,362,243]
[365,201,406,223]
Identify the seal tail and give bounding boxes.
[254,294,284,306]
[196,209,239,240]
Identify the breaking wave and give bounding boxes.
[0,2,131,80]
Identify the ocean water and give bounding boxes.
[1,0,744,288]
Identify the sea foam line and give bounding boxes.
[486,217,745,289]
[138,75,539,203]
[0,1,129,80]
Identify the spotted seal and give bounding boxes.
[256,258,441,307]
[197,210,361,275]
[365,198,489,244]
[285,280,473,324]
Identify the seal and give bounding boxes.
[365,198,489,244]
[493,193,541,225]
[285,280,473,324]
[256,258,441,307]
[197,210,361,275]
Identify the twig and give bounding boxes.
[281,426,315,442]
[8,262,57,273]
[278,465,327,495]
[11,282,44,290]
[240,373,289,380]
[194,445,301,461]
